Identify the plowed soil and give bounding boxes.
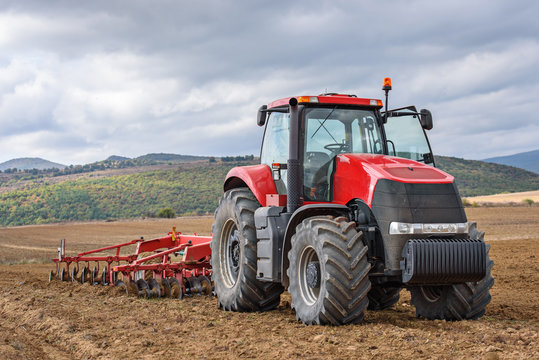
[0,208,538,359]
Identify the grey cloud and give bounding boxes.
[0,1,537,164]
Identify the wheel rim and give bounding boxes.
[298,246,320,306]
[420,286,443,302]
[219,219,241,288]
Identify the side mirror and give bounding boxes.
[419,109,433,130]
[257,105,267,127]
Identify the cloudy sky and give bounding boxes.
[0,0,537,165]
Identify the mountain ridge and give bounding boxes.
[0,157,66,171]
[483,149,539,174]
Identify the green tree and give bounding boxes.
[157,207,176,218]
[523,198,534,206]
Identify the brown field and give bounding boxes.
[0,208,538,359]
[464,190,539,204]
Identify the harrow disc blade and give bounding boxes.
[59,268,67,282]
[49,270,55,283]
[114,280,129,296]
[161,278,171,298]
[91,267,98,285]
[147,278,161,298]
[186,277,201,296]
[101,268,109,286]
[199,276,213,296]
[80,267,87,284]
[128,281,139,297]
[136,279,150,299]
[71,267,78,282]
[168,277,183,300]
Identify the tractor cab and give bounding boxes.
[259,93,435,202]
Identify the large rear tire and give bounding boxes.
[409,222,494,320]
[287,216,371,325]
[211,188,283,311]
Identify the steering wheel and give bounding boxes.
[324,143,348,153]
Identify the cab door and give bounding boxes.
[383,106,435,165]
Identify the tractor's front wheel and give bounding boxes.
[287,216,371,325]
[409,223,494,320]
[211,188,283,311]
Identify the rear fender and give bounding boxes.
[224,165,277,207]
[280,204,350,288]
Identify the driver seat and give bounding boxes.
[304,151,331,199]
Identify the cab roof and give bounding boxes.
[267,94,383,109]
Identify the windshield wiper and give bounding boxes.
[311,106,338,143]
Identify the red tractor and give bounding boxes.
[211,79,494,325]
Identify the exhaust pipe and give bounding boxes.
[287,98,303,213]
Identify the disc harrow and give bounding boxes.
[50,228,213,299]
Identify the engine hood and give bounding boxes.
[332,154,454,206]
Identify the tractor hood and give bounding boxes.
[332,154,454,206]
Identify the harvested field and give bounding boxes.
[464,189,539,204]
[0,208,538,359]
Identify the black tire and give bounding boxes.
[409,222,494,320]
[287,216,371,325]
[211,188,283,311]
[367,286,401,310]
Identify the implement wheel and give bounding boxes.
[287,216,371,325]
[409,222,494,320]
[211,188,283,311]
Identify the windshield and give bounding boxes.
[384,110,432,163]
[304,107,382,201]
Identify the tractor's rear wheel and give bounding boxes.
[409,222,494,320]
[211,188,283,311]
[367,286,401,310]
[287,216,371,325]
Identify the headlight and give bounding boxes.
[389,222,469,235]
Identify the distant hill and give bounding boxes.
[0,163,235,226]
[483,149,539,174]
[106,155,131,161]
[0,157,66,171]
[1,154,538,226]
[135,153,209,163]
[435,155,539,196]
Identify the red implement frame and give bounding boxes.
[51,228,212,295]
